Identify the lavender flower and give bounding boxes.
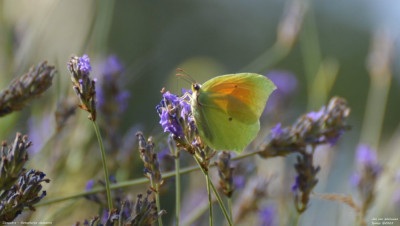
[217,151,234,197]
[78,55,92,75]
[264,70,298,115]
[259,96,351,158]
[351,144,382,220]
[0,133,31,190]
[54,98,77,131]
[97,55,129,114]
[0,61,55,117]
[233,177,269,223]
[136,132,163,188]
[0,169,50,221]
[67,55,97,121]
[259,97,351,214]
[258,205,278,226]
[27,115,52,155]
[292,153,320,213]
[156,89,197,154]
[121,190,166,225]
[95,55,130,153]
[101,55,124,76]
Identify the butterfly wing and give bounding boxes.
[192,73,276,152]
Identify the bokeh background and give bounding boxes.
[0,0,399,225]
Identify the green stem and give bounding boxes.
[34,151,261,208]
[208,177,233,226]
[175,156,181,226]
[206,173,213,226]
[228,197,233,222]
[92,121,113,211]
[155,182,163,226]
[193,157,232,226]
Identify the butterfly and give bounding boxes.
[190,73,276,153]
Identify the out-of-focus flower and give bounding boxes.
[264,70,298,115]
[276,0,305,49]
[97,55,129,115]
[54,98,77,132]
[217,151,234,197]
[95,55,130,153]
[0,61,55,117]
[67,55,97,121]
[0,169,50,221]
[27,115,53,155]
[0,133,31,190]
[351,144,382,222]
[258,204,278,226]
[233,177,269,223]
[259,96,351,158]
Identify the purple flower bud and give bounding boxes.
[78,54,92,75]
[102,55,124,76]
[233,175,246,190]
[259,205,278,226]
[270,123,283,138]
[307,109,325,122]
[356,144,377,165]
[86,180,95,191]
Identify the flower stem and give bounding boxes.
[92,121,113,211]
[206,173,213,226]
[33,151,260,209]
[155,182,163,226]
[228,197,233,222]
[208,177,233,226]
[175,155,181,226]
[193,156,232,226]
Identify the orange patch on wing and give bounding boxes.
[208,82,254,108]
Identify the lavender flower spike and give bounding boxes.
[67,55,97,121]
[0,61,55,117]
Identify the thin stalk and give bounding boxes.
[34,151,260,208]
[92,121,113,211]
[175,156,181,226]
[228,197,233,222]
[206,173,213,226]
[208,177,233,226]
[155,182,163,226]
[193,156,232,226]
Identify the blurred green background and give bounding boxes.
[0,0,399,225]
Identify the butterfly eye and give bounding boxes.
[193,83,201,91]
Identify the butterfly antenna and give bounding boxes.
[176,68,196,83]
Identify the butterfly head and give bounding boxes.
[192,83,201,93]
